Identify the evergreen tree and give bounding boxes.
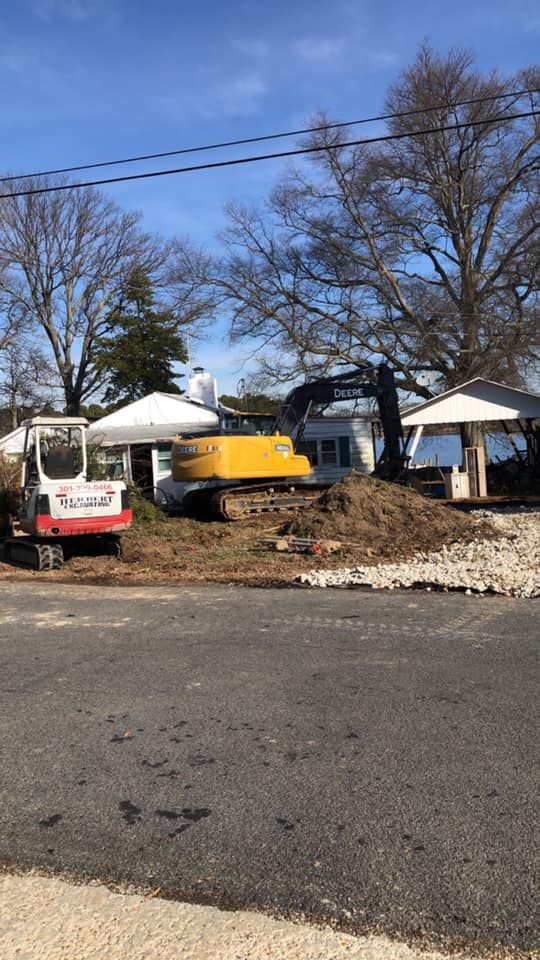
[95,268,187,404]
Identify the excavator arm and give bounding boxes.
[273,363,406,481]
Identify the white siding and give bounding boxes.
[301,417,374,484]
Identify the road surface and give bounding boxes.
[0,582,537,955]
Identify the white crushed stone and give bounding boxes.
[0,872,465,960]
[297,508,540,598]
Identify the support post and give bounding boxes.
[407,425,424,465]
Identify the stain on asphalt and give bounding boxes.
[39,814,62,828]
[141,758,169,769]
[181,807,211,822]
[119,800,141,824]
[276,818,295,831]
[155,809,182,820]
[188,754,215,766]
[155,807,211,823]
[168,825,191,837]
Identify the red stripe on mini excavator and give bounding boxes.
[21,509,132,537]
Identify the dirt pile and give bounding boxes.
[281,471,493,561]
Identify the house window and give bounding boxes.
[320,439,338,465]
[104,450,124,479]
[296,439,318,466]
[157,445,172,473]
[297,438,340,467]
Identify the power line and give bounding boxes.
[0,88,537,186]
[0,109,537,200]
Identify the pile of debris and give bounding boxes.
[281,470,492,562]
[297,507,539,598]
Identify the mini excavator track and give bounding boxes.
[1,533,122,570]
[3,538,64,571]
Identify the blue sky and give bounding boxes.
[1,0,538,394]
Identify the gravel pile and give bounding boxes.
[297,508,540,598]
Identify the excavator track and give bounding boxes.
[183,484,327,521]
[3,538,64,571]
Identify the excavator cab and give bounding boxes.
[22,420,86,487]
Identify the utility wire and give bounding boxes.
[0,88,537,186]
[1,109,538,200]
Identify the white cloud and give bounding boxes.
[292,36,346,62]
[291,33,398,71]
[159,71,268,121]
[366,49,399,66]
[0,44,31,75]
[231,37,270,59]
[219,74,267,116]
[29,0,118,23]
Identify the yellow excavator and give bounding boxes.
[171,364,406,520]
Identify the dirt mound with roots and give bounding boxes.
[281,471,494,561]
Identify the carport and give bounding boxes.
[401,377,540,497]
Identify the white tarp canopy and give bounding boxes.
[0,425,26,457]
[88,392,219,446]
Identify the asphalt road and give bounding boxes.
[0,582,538,955]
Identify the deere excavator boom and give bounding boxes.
[273,363,404,481]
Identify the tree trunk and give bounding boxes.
[10,392,18,430]
[64,386,81,417]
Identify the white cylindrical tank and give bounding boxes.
[187,367,218,410]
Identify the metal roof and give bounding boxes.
[87,422,218,446]
[401,378,540,427]
[20,416,89,427]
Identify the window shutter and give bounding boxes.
[338,436,351,467]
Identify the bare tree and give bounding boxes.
[0,177,167,414]
[0,272,23,354]
[0,339,58,429]
[199,48,539,430]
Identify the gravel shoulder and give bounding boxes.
[0,872,481,960]
[298,508,540,597]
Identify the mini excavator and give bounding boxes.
[2,416,132,570]
[171,364,407,519]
